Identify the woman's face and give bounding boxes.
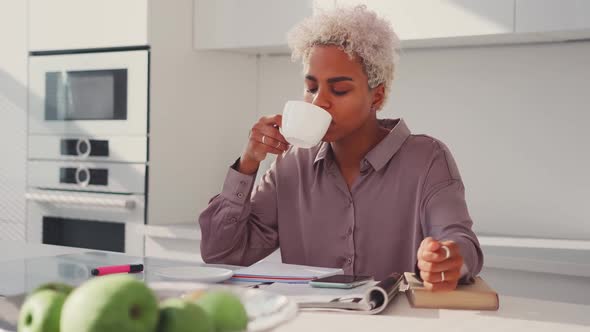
[303,45,383,142]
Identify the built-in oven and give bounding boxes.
[25,190,145,256]
[26,48,150,255]
[28,49,148,137]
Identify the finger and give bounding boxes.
[251,130,289,152]
[417,237,433,257]
[427,239,441,252]
[252,140,284,156]
[417,256,464,273]
[419,238,444,263]
[421,244,456,263]
[430,241,461,262]
[253,126,290,146]
[422,280,459,292]
[259,114,283,128]
[419,237,440,252]
[420,269,461,284]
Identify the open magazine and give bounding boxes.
[264,272,404,315]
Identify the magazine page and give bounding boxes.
[262,272,403,315]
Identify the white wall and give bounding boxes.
[0,0,27,240]
[256,41,590,241]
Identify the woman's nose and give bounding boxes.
[312,89,331,110]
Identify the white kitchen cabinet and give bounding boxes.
[29,0,148,51]
[338,0,515,41]
[194,0,332,52]
[193,0,515,52]
[515,0,590,33]
[193,0,590,53]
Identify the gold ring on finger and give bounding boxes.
[262,135,267,145]
[441,271,446,282]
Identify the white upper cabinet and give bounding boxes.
[29,0,148,51]
[194,0,321,53]
[337,0,515,40]
[515,0,590,33]
[193,0,590,53]
[193,0,516,52]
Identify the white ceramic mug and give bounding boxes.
[280,101,332,148]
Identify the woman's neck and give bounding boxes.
[331,116,389,169]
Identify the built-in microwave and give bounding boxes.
[28,49,148,137]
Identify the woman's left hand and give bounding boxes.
[416,237,464,291]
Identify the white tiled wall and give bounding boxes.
[0,220,25,241]
[0,0,27,231]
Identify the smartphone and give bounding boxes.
[309,275,374,289]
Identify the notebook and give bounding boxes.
[404,272,499,310]
[230,262,343,284]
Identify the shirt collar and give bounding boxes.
[313,118,411,172]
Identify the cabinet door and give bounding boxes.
[29,0,148,51]
[336,0,515,40]
[194,0,315,50]
[516,0,590,32]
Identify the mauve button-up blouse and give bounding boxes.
[199,118,483,280]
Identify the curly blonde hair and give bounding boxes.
[287,5,400,109]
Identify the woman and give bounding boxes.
[199,6,483,291]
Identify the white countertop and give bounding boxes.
[275,294,590,331]
[1,240,589,331]
[0,240,87,261]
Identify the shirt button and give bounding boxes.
[236,192,244,198]
[347,257,353,264]
[239,180,246,185]
[230,217,237,223]
[347,228,353,236]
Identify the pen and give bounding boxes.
[91,264,144,276]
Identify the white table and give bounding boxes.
[1,241,589,331]
[275,293,590,331]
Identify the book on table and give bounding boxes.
[404,272,499,310]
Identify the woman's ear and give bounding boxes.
[371,84,385,111]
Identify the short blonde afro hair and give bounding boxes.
[287,5,400,109]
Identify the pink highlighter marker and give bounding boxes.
[91,264,144,276]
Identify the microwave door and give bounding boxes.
[54,71,71,121]
[28,50,148,136]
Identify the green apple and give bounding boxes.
[157,298,213,332]
[60,274,159,332]
[195,291,248,332]
[18,289,66,332]
[32,282,74,297]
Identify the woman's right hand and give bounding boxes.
[238,115,290,175]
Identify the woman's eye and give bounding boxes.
[306,87,318,94]
[333,90,349,96]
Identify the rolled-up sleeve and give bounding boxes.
[420,142,484,280]
[199,158,280,266]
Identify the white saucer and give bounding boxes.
[152,266,233,283]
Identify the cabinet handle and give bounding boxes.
[25,192,136,210]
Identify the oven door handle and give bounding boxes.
[25,192,136,210]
